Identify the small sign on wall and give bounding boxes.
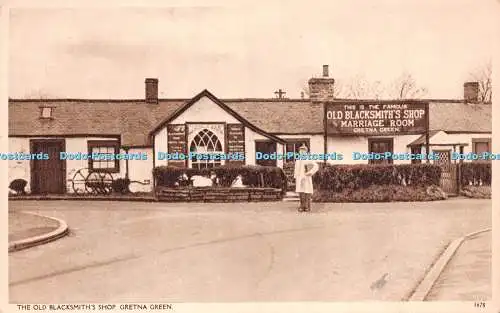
[167,124,187,167]
[226,124,245,164]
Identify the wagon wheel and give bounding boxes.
[72,168,91,194]
[85,172,114,195]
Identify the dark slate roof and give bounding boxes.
[8,100,185,146]
[226,100,323,134]
[8,95,491,146]
[428,101,491,132]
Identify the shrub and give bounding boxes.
[9,179,27,194]
[153,165,287,194]
[460,162,491,186]
[312,163,441,192]
[426,185,448,200]
[460,185,491,199]
[112,178,131,194]
[312,185,445,202]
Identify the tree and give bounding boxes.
[388,72,428,100]
[343,75,384,99]
[301,72,427,100]
[469,60,492,103]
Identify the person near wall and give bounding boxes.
[294,143,319,212]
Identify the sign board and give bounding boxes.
[325,102,428,136]
[167,124,187,167]
[226,124,245,164]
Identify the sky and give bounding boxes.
[7,0,497,99]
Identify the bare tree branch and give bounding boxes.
[389,72,428,100]
[301,71,427,100]
[469,60,492,103]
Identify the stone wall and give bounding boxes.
[156,187,283,202]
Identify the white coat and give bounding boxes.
[294,157,319,194]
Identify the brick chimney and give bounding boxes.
[308,65,335,102]
[145,78,159,103]
[464,81,479,103]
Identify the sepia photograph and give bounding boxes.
[3,0,497,311]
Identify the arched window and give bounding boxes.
[189,129,223,169]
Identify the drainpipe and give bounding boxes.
[123,147,129,179]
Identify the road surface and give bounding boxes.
[9,199,491,302]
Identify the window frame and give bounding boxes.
[284,139,311,163]
[472,138,491,154]
[39,106,55,119]
[368,137,394,164]
[87,140,120,173]
[189,128,224,169]
[410,146,422,164]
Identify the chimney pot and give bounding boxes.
[464,81,479,103]
[145,78,159,103]
[323,65,329,77]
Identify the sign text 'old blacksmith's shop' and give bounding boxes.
[325,101,429,135]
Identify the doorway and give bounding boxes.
[255,141,277,166]
[30,139,66,194]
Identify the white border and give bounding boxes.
[2,1,499,312]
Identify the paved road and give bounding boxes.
[426,230,491,301]
[8,199,491,303]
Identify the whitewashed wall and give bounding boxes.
[126,147,153,192]
[170,96,239,124]
[154,127,169,167]
[326,136,367,164]
[392,134,422,164]
[8,137,31,192]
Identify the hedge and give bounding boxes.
[312,163,442,192]
[460,162,491,186]
[153,164,287,194]
[313,185,447,202]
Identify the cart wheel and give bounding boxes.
[72,168,91,195]
[86,172,114,195]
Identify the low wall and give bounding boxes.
[156,187,283,202]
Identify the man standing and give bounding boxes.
[294,144,319,212]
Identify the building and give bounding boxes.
[8,66,492,194]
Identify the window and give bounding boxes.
[472,139,491,154]
[284,139,310,163]
[87,140,120,172]
[368,138,393,164]
[189,129,223,169]
[410,146,422,164]
[472,138,491,162]
[40,107,53,119]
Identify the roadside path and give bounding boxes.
[426,230,491,301]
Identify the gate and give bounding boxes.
[434,150,459,195]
